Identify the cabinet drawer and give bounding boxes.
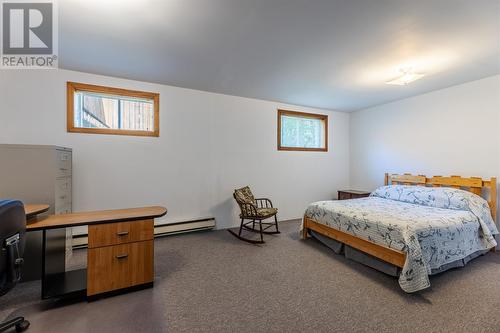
[55,202,72,215]
[88,219,153,248]
[56,150,72,177]
[351,193,370,199]
[338,192,351,200]
[55,178,72,197]
[87,240,154,296]
[55,186,72,207]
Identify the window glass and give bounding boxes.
[278,110,327,151]
[67,82,159,137]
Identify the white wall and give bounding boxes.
[350,75,500,223]
[350,75,499,188]
[0,69,350,229]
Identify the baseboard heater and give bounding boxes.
[72,217,216,249]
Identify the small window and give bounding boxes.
[277,109,328,151]
[67,82,160,137]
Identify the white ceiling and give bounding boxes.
[60,0,500,111]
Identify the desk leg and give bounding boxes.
[21,231,44,281]
[41,228,86,299]
[41,229,65,298]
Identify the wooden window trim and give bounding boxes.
[67,82,160,137]
[277,109,328,152]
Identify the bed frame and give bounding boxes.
[302,173,498,268]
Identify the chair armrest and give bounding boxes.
[239,203,258,217]
[255,198,273,208]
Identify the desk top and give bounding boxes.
[26,206,167,231]
[25,204,50,219]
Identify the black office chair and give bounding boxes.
[0,200,30,332]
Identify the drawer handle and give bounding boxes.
[116,231,129,236]
[116,254,128,259]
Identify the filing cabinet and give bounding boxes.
[0,144,73,280]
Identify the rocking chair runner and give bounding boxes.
[228,186,280,244]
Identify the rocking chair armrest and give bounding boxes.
[255,198,273,208]
[239,203,258,217]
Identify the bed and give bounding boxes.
[301,173,498,293]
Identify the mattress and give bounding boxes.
[302,185,498,292]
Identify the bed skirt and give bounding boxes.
[309,229,489,277]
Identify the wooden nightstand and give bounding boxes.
[338,190,371,200]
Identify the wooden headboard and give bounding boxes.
[384,173,497,221]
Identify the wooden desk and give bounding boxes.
[24,204,50,219]
[27,206,167,299]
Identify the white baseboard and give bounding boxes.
[72,217,216,249]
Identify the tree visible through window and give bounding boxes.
[67,82,159,137]
[278,109,328,151]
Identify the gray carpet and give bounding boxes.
[1,220,500,333]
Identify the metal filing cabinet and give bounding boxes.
[0,144,73,281]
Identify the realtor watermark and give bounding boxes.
[1,0,58,69]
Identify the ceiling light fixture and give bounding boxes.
[386,68,425,86]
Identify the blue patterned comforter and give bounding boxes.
[302,185,498,293]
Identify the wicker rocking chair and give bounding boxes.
[228,186,280,244]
